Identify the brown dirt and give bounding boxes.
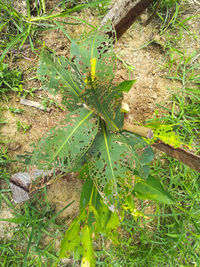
[46,173,83,221]
[115,21,174,123]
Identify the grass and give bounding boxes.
[0,0,200,266]
[0,0,108,62]
[0,63,23,95]
[0,179,74,266]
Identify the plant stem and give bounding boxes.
[123,121,154,139]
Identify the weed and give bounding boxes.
[27,24,178,265]
[17,121,31,133]
[0,0,109,63]
[8,107,24,114]
[0,188,73,266]
[0,63,23,95]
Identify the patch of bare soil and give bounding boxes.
[115,20,176,123]
[46,173,83,221]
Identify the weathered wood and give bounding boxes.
[20,98,51,112]
[152,141,200,173]
[10,169,52,203]
[10,170,78,203]
[101,0,157,39]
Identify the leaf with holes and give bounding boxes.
[88,126,135,202]
[71,23,116,83]
[59,208,87,258]
[37,51,84,111]
[81,225,95,267]
[123,132,154,178]
[31,107,99,172]
[80,79,124,131]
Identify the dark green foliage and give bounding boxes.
[88,128,135,201]
[80,78,124,130]
[34,24,154,202]
[37,51,83,111]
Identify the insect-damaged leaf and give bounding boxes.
[37,51,84,111]
[31,107,99,172]
[81,225,95,267]
[59,209,87,258]
[71,23,116,84]
[80,79,124,131]
[88,127,135,202]
[123,132,154,178]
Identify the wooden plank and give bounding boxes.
[101,0,156,39]
[152,141,200,173]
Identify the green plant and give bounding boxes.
[0,189,73,267]
[17,120,31,133]
[0,0,109,63]
[41,97,65,111]
[0,63,23,94]
[28,24,176,265]
[155,0,181,33]
[8,107,24,114]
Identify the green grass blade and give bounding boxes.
[30,0,109,21]
[53,20,73,42]
[0,31,28,62]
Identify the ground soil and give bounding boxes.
[0,0,199,254]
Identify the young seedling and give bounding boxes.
[28,24,175,265]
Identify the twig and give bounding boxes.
[123,121,154,139]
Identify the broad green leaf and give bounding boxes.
[88,127,135,202]
[80,79,124,130]
[98,202,111,229]
[80,178,101,210]
[37,51,83,111]
[117,80,136,93]
[140,146,154,165]
[106,211,120,232]
[71,23,116,83]
[59,209,87,258]
[81,225,95,267]
[105,210,120,244]
[80,178,93,210]
[123,132,154,178]
[134,176,175,204]
[31,107,99,172]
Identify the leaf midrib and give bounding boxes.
[48,110,93,166]
[102,125,116,187]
